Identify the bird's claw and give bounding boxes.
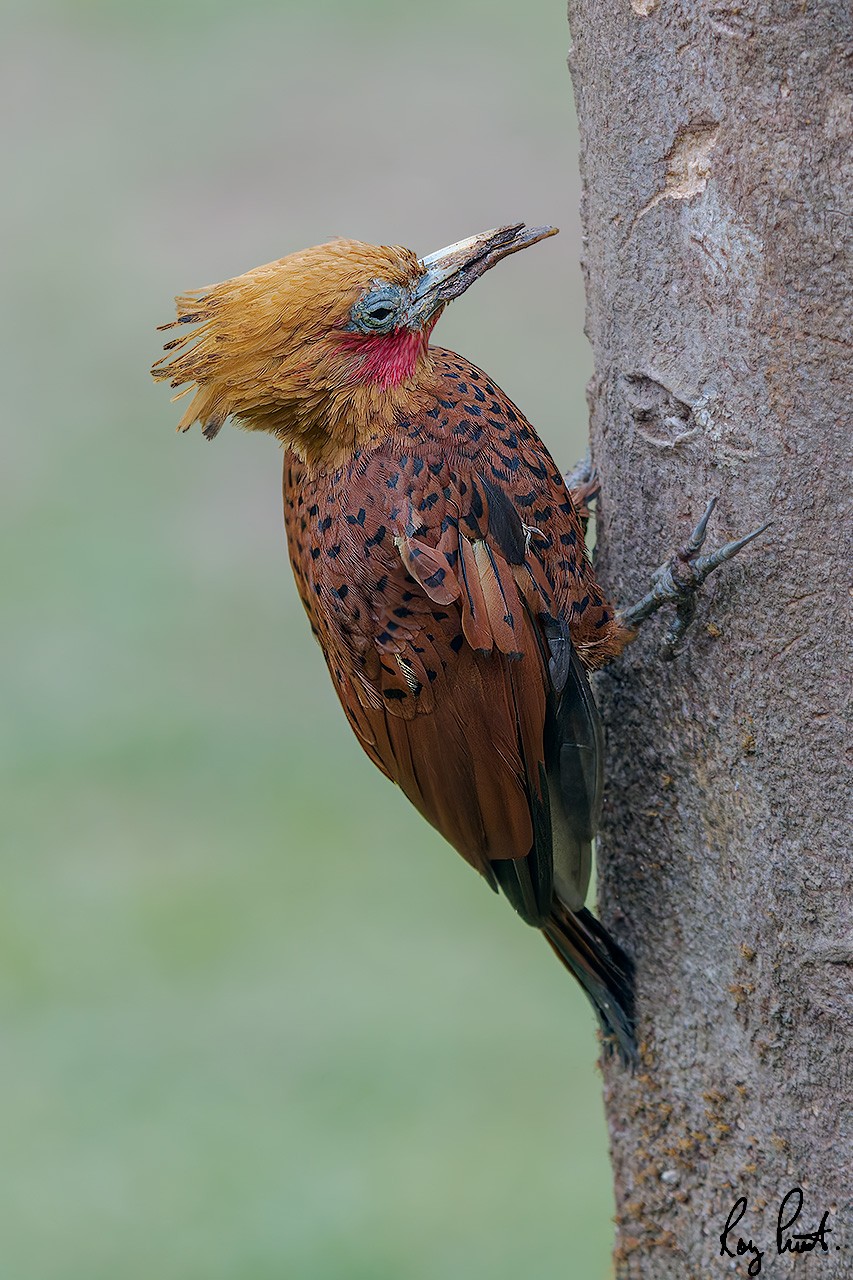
[563,455,600,524]
[618,498,771,661]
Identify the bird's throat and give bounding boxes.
[277,322,441,472]
[287,344,440,474]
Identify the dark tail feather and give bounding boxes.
[542,903,637,1066]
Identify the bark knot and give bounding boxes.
[622,373,698,449]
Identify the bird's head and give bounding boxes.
[152,223,557,471]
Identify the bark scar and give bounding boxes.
[632,124,720,230]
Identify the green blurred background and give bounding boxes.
[1,1,614,1276]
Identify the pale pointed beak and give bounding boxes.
[410,223,558,325]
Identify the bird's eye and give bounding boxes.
[350,283,406,335]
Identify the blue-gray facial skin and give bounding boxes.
[350,283,408,335]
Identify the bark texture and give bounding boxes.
[566,3,852,1276]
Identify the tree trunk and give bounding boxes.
[565,3,852,1276]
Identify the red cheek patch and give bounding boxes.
[339,319,438,389]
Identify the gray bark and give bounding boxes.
[565,3,853,1276]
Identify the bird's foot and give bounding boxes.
[563,455,600,524]
[618,498,770,661]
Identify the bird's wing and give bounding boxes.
[285,446,603,920]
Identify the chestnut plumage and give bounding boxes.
[153,226,637,1061]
